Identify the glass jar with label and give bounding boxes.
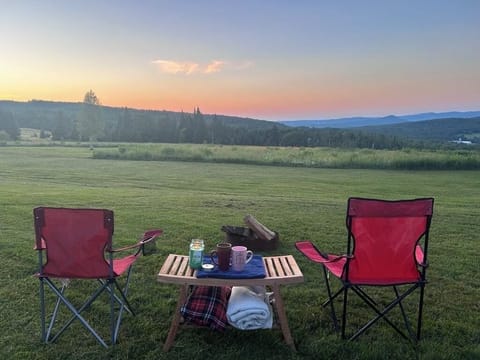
[189,239,204,270]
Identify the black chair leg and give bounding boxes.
[322,266,340,331]
[417,284,426,342]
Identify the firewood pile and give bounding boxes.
[221,214,279,251]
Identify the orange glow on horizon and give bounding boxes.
[2,66,479,121]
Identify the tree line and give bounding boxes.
[0,92,476,150]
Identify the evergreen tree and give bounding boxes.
[77,90,104,141]
[0,109,20,140]
[52,111,73,140]
[114,108,133,141]
[192,107,207,143]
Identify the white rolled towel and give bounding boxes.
[227,286,273,330]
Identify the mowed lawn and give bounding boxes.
[0,146,478,360]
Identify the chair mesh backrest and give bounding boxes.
[345,198,433,285]
[34,207,114,279]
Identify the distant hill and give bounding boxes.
[280,111,480,128]
[356,116,480,143]
[0,99,290,145]
[0,99,281,131]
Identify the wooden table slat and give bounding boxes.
[280,256,294,276]
[178,256,189,276]
[159,254,176,275]
[272,257,286,277]
[288,256,301,275]
[263,257,274,278]
[172,255,183,275]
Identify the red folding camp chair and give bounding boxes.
[33,207,162,347]
[296,197,434,343]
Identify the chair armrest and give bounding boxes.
[324,254,353,263]
[34,238,47,250]
[109,229,163,254]
[295,240,353,264]
[415,244,429,268]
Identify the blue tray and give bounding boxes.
[196,255,266,279]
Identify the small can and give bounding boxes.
[189,239,204,270]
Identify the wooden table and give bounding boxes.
[157,254,304,352]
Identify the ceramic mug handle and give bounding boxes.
[210,251,219,266]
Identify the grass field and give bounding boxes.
[1,146,479,360]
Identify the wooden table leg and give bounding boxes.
[163,285,188,352]
[272,284,296,351]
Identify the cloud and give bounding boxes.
[151,60,199,74]
[205,60,225,73]
[152,59,252,75]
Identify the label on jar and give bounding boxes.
[189,248,203,269]
[189,239,204,270]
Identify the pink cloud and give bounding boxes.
[152,60,199,75]
[205,60,225,73]
[152,59,253,75]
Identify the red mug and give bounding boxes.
[210,242,232,271]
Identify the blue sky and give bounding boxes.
[1,0,479,120]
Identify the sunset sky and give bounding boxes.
[1,0,479,121]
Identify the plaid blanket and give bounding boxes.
[180,286,231,331]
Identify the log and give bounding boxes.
[243,214,276,241]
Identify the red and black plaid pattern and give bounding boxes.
[180,286,231,331]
